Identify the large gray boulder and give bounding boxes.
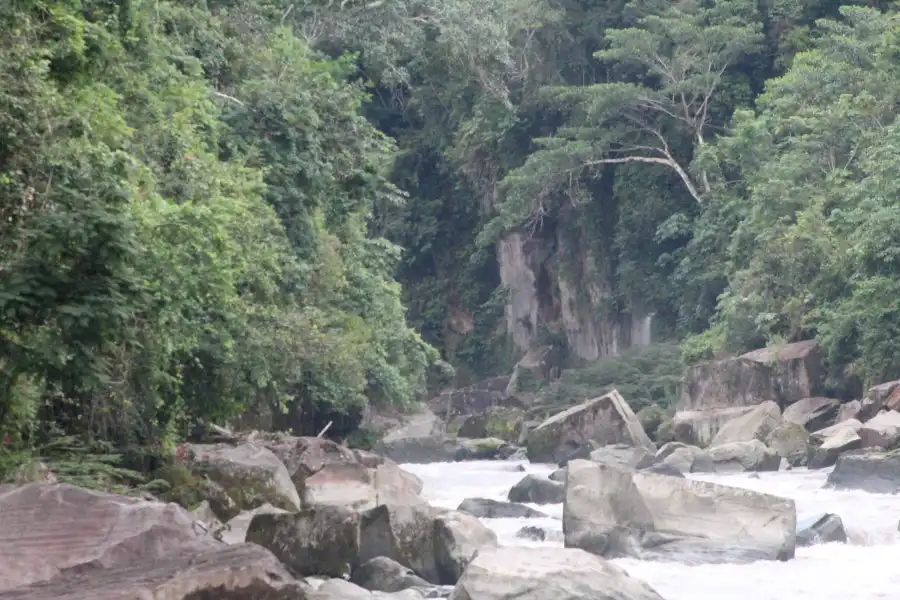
[448,546,666,600]
[674,340,822,446]
[246,505,361,578]
[765,422,812,467]
[858,410,900,450]
[186,442,302,515]
[783,397,840,432]
[351,556,431,593]
[809,420,863,469]
[525,390,654,464]
[706,440,781,473]
[358,503,497,585]
[0,483,219,592]
[563,460,796,563]
[507,474,565,504]
[653,442,715,474]
[709,401,782,447]
[825,450,900,494]
[458,498,546,519]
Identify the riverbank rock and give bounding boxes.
[358,503,498,585]
[351,556,431,593]
[458,498,546,519]
[674,340,822,446]
[589,444,655,470]
[448,546,667,600]
[457,407,526,443]
[508,474,565,504]
[378,408,462,463]
[858,410,900,449]
[709,401,782,447]
[765,422,812,467]
[0,543,310,600]
[455,437,517,461]
[246,505,361,578]
[796,513,847,546]
[652,443,715,474]
[707,440,781,472]
[0,483,219,592]
[525,389,654,463]
[186,442,302,515]
[825,450,900,494]
[809,420,863,469]
[563,460,796,563]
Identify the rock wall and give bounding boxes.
[496,230,653,361]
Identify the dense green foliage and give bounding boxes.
[0,0,442,478]
[4,0,900,479]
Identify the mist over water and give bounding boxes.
[402,460,900,600]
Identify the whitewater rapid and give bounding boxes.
[402,460,900,600]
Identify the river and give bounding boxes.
[402,460,900,600]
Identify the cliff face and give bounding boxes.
[496,228,653,361]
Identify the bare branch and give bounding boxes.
[211,90,245,106]
[584,155,703,203]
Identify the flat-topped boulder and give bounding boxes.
[0,543,308,600]
[825,450,900,494]
[525,389,654,463]
[563,459,796,563]
[448,546,666,600]
[675,341,822,446]
[0,483,219,592]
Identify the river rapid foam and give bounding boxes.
[401,460,900,600]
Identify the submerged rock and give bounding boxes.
[457,497,546,519]
[507,474,565,504]
[796,513,847,546]
[563,459,796,563]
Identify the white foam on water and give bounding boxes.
[401,460,900,600]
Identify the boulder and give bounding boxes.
[783,397,840,432]
[858,410,900,449]
[428,376,520,421]
[709,400,782,447]
[433,510,500,583]
[740,340,822,405]
[858,381,900,421]
[455,437,516,461]
[588,444,655,470]
[808,420,863,469]
[302,461,425,511]
[674,340,822,446]
[765,422,812,467]
[796,513,847,546]
[457,498,546,519]
[457,407,526,443]
[653,443,714,474]
[245,505,361,578]
[186,442,301,514]
[220,503,288,545]
[525,390,654,464]
[640,462,685,478]
[507,474,565,504]
[836,400,861,423]
[351,556,431,593]
[0,543,310,600]
[548,467,567,482]
[448,546,667,600]
[0,483,218,592]
[706,440,781,472]
[514,526,563,542]
[358,504,497,585]
[378,408,461,464]
[825,450,900,494]
[563,460,796,563]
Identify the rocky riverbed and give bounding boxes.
[405,459,900,600]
